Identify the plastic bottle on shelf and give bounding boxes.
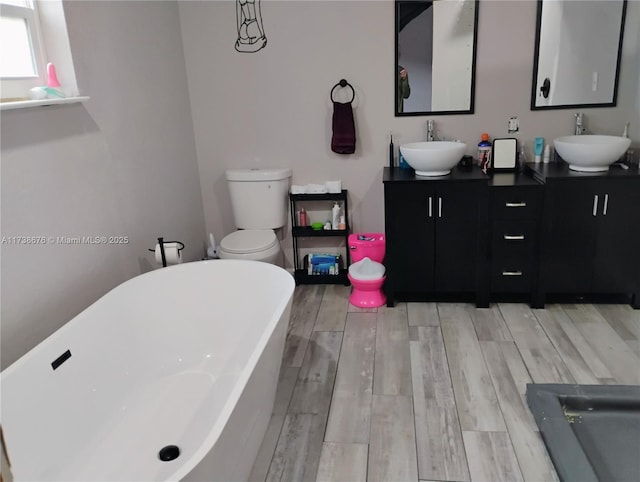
[477,133,492,173]
[299,208,308,227]
[332,202,341,229]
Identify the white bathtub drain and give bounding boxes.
[158,445,180,461]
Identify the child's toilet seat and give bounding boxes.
[348,257,385,280]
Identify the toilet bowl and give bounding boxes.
[217,229,281,265]
[348,257,386,308]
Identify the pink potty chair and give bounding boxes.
[348,233,386,308]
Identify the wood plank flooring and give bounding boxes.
[250,285,640,482]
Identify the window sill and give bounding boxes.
[0,96,90,111]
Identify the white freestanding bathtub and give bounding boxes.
[0,260,295,481]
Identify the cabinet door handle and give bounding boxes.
[502,270,523,276]
[603,194,609,216]
[504,234,525,241]
[592,195,599,217]
[438,197,443,218]
[505,202,526,208]
[428,196,433,218]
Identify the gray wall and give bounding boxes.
[0,1,205,368]
[179,0,639,270]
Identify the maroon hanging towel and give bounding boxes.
[330,80,356,154]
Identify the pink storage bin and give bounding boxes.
[348,233,385,263]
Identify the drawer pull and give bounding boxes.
[504,234,525,241]
[502,270,523,276]
[505,202,527,208]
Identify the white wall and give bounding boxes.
[180,0,639,270]
[0,1,205,368]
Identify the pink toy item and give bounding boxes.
[47,62,61,88]
[348,274,386,308]
[348,233,385,263]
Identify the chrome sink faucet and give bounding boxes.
[426,119,436,141]
[575,113,585,135]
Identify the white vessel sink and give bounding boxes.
[554,135,631,172]
[400,141,466,176]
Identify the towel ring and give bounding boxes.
[330,79,355,103]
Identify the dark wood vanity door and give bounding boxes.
[434,182,484,292]
[384,183,436,293]
[592,178,640,294]
[541,179,598,293]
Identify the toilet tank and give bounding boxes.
[226,168,292,229]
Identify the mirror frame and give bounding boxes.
[394,0,480,117]
[530,0,628,111]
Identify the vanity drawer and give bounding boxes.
[492,221,536,258]
[491,261,532,292]
[492,189,540,220]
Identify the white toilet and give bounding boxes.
[217,168,292,265]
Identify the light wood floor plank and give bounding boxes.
[266,413,326,482]
[283,285,324,367]
[496,341,533,397]
[374,304,412,396]
[562,304,640,384]
[408,302,440,326]
[314,285,350,331]
[289,331,342,416]
[325,313,376,443]
[470,305,513,342]
[249,414,285,482]
[411,326,469,482]
[273,366,301,416]
[463,431,524,482]
[499,303,574,384]
[439,303,506,432]
[533,307,602,384]
[368,395,419,482]
[596,304,640,357]
[596,303,640,340]
[316,443,368,482]
[481,341,558,482]
[348,304,378,313]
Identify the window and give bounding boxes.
[0,0,46,100]
[0,0,80,104]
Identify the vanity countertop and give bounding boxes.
[383,166,488,183]
[526,162,640,182]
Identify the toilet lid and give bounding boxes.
[348,257,386,280]
[220,230,278,254]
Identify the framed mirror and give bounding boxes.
[395,0,479,116]
[531,0,627,110]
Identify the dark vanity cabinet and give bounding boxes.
[383,167,489,307]
[530,164,640,307]
[488,174,543,305]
